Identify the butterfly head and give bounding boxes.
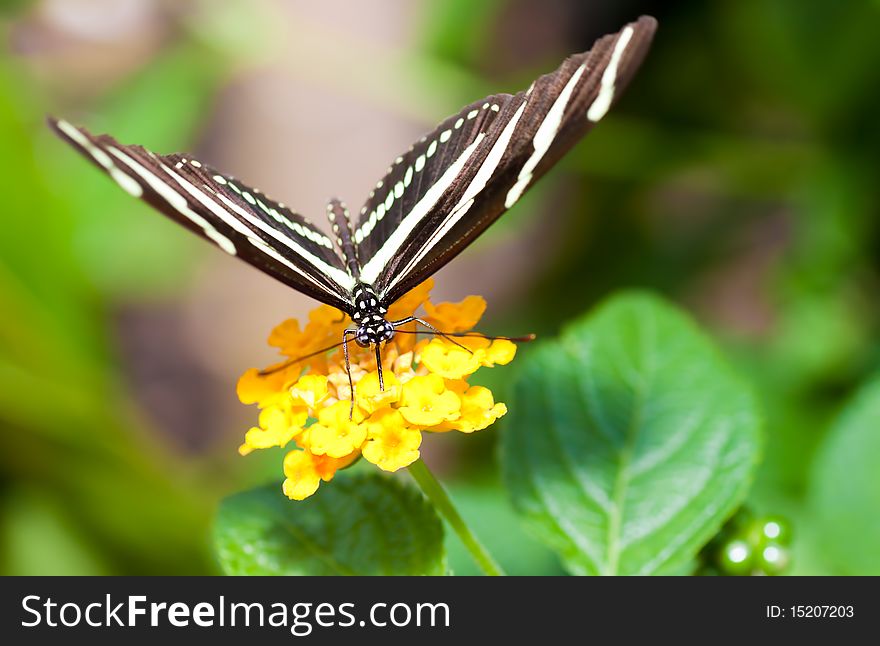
[351,284,392,347]
[354,318,394,348]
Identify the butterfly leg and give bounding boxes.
[390,316,473,354]
[342,328,357,419]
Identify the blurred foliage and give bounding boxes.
[808,376,880,575]
[2,0,879,574]
[0,10,227,574]
[442,476,564,575]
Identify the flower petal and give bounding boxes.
[362,408,422,471]
[420,338,484,379]
[386,278,434,321]
[281,450,355,500]
[481,339,518,366]
[399,374,461,426]
[306,401,368,458]
[290,374,330,409]
[238,404,307,454]
[442,385,507,433]
[237,365,300,407]
[424,295,486,333]
[356,370,402,413]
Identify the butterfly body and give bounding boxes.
[350,283,393,348]
[49,16,657,398]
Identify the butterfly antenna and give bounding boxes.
[392,316,493,354]
[392,329,537,343]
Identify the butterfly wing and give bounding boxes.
[355,16,657,304]
[353,93,516,290]
[48,118,355,310]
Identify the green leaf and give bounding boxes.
[808,375,880,575]
[214,473,446,576]
[502,291,762,575]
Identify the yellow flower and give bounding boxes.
[420,338,484,379]
[399,374,461,426]
[237,280,523,500]
[237,364,300,407]
[481,339,517,366]
[282,450,356,500]
[238,405,308,455]
[356,370,402,414]
[440,385,508,433]
[306,401,367,458]
[362,408,422,471]
[424,295,486,332]
[290,374,330,408]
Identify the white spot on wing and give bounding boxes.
[112,151,347,291]
[211,192,351,289]
[506,64,585,208]
[587,25,634,122]
[391,101,529,292]
[55,120,143,197]
[106,147,236,255]
[360,133,486,288]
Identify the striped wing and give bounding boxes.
[48,118,355,310]
[356,16,657,303]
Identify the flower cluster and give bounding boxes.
[236,279,517,500]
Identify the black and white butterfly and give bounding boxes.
[50,16,656,401]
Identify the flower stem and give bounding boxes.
[408,458,506,576]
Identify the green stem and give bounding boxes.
[408,458,506,576]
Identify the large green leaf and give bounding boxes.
[808,375,880,575]
[214,474,446,576]
[502,292,762,575]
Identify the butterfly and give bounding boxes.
[50,16,656,404]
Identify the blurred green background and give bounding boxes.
[1,0,878,575]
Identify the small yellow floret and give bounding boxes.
[398,374,461,426]
[362,408,422,472]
